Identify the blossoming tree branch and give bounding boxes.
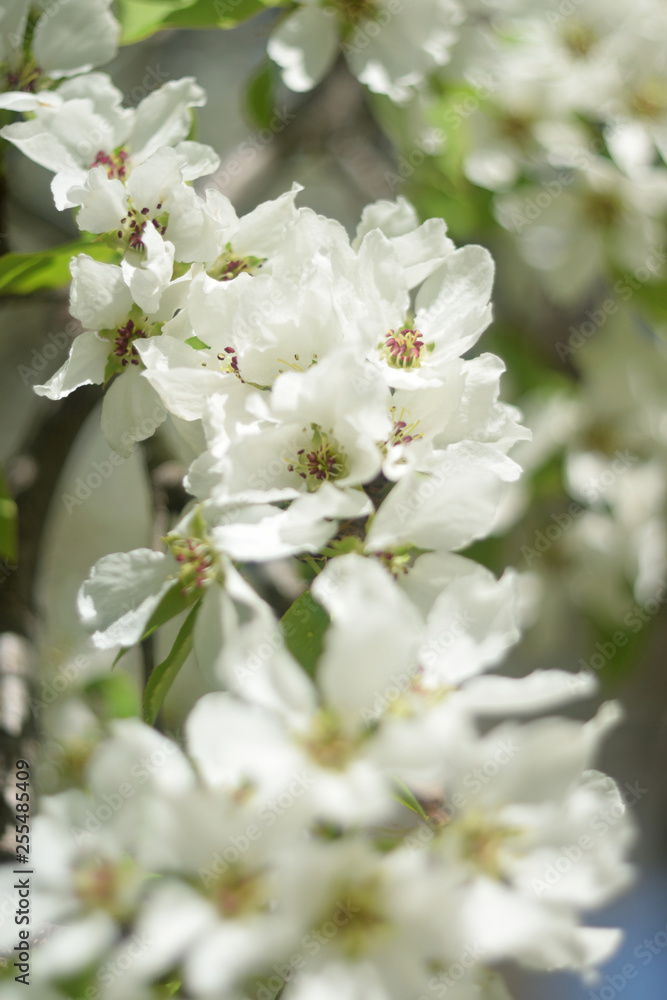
[0,0,655,998]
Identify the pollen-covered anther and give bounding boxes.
[388,406,423,446]
[213,868,268,918]
[287,425,348,491]
[116,200,168,251]
[91,147,129,180]
[71,856,136,921]
[114,318,148,366]
[299,711,361,770]
[166,534,219,596]
[375,549,411,578]
[217,346,245,381]
[206,244,266,282]
[5,59,43,93]
[379,327,427,370]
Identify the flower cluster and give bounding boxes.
[0,6,639,1000]
[448,0,667,305]
[267,0,464,102]
[409,0,667,642]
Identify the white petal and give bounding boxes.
[268,7,339,93]
[354,196,419,245]
[209,503,336,561]
[77,548,173,648]
[33,0,119,77]
[70,166,127,232]
[130,78,207,163]
[70,256,132,331]
[136,336,230,422]
[185,691,298,790]
[420,567,520,684]
[121,223,175,315]
[173,140,220,181]
[33,331,108,399]
[459,670,599,714]
[415,245,495,364]
[100,368,167,457]
[32,913,117,979]
[90,718,193,796]
[0,90,63,111]
[367,453,504,552]
[314,554,422,722]
[233,182,303,258]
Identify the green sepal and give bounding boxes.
[143,599,202,724]
[280,590,330,678]
[392,778,429,821]
[185,335,210,350]
[112,583,197,667]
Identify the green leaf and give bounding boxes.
[0,239,120,296]
[143,599,201,725]
[392,779,429,821]
[115,0,185,43]
[244,60,276,129]
[85,672,141,719]
[0,463,17,563]
[185,334,210,350]
[145,583,197,638]
[117,0,273,44]
[629,279,667,330]
[164,0,269,29]
[280,590,330,678]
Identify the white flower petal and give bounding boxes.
[33,331,108,400]
[99,368,167,457]
[33,0,119,78]
[77,548,174,649]
[268,7,339,93]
